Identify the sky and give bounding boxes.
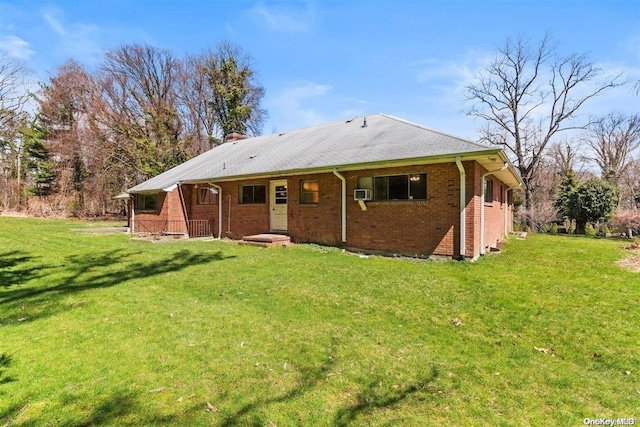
[0,0,639,141]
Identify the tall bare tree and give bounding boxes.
[178,42,266,155]
[38,60,102,212]
[585,112,640,185]
[203,41,266,139]
[466,34,623,225]
[620,156,640,209]
[99,44,185,181]
[178,53,221,155]
[0,52,31,132]
[0,53,32,209]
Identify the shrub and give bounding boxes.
[551,223,559,234]
[599,224,611,237]
[611,209,640,237]
[585,223,596,237]
[569,221,576,235]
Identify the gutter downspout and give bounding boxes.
[177,182,190,237]
[480,163,508,255]
[210,183,223,239]
[455,157,466,260]
[130,197,135,234]
[332,169,347,243]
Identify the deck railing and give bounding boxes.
[134,219,213,238]
[188,220,212,237]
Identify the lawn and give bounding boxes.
[1,217,638,426]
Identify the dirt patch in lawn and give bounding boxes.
[618,242,640,273]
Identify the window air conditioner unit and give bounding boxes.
[354,189,372,201]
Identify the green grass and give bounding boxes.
[1,217,638,426]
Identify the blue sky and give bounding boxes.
[1,0,638,140]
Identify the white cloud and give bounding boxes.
[0,36,35,59]
[266,80,380,132]
[249,3,314,33]
[40,8,103,66]
[43,11,66,36]
[268,81,332,130]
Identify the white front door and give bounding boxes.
[269,180,288,231]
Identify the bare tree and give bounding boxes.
[618,156,640,209]
[37,60,108,214]
[178,53,221,155]
[0,53,32,209]
[203,41,266,139]
[466,34,623,226]
[177,42,266,155]
[585,112,640,185]
[0,52,31,132]
[98,44,186,181]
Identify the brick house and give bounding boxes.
[126,114,522,260]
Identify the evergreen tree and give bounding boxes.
[20,118,56,196]
[554,175,619,234]
[554,171,579,220]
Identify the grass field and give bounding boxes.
[1,216,638,426]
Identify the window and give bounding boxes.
[484,178,494,203]
[198,187,217,205]
[359,173,426,201]
[239,184,266,204]
[274,184,287,204]
[135,193,159,211]
[300,180,319,204]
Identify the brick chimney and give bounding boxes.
[225,132,249,142]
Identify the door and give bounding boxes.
[270,180,288,231]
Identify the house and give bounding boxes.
[126,114,522,260]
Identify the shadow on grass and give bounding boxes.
[0,249,233,325]
[215,339,438,426]
[333,367,439,426]
[76,389,178,427]
[0,353,16,385]
[220,346,337,427]
[0,251,50,288]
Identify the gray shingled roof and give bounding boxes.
[127,113,509,193]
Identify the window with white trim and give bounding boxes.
[300,180,319,204]
[358,173,426,201]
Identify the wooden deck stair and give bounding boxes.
[241,233,291,247]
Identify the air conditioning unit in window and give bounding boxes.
[354,189,372,201]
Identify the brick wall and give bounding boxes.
[343,163,462,257]
[133,190,187,234]
[482,176,508,251]
[150,160,515,258]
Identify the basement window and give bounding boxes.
[300,180,319,204]
[135,193,159,211]
[358,173,427,201]
[239,184,266,204]
[197,188,217,205]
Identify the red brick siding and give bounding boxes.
[288,174,343,245]
[217,179,271,239]
[482,176,509,250]
[150,160,515,258]
[467,162,482,258]
[133,190,187,234]
[344,164,461,257]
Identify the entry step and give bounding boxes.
[241,234,291,247]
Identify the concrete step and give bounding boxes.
[241,233,291,247]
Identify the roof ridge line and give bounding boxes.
[379,113,490,149]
